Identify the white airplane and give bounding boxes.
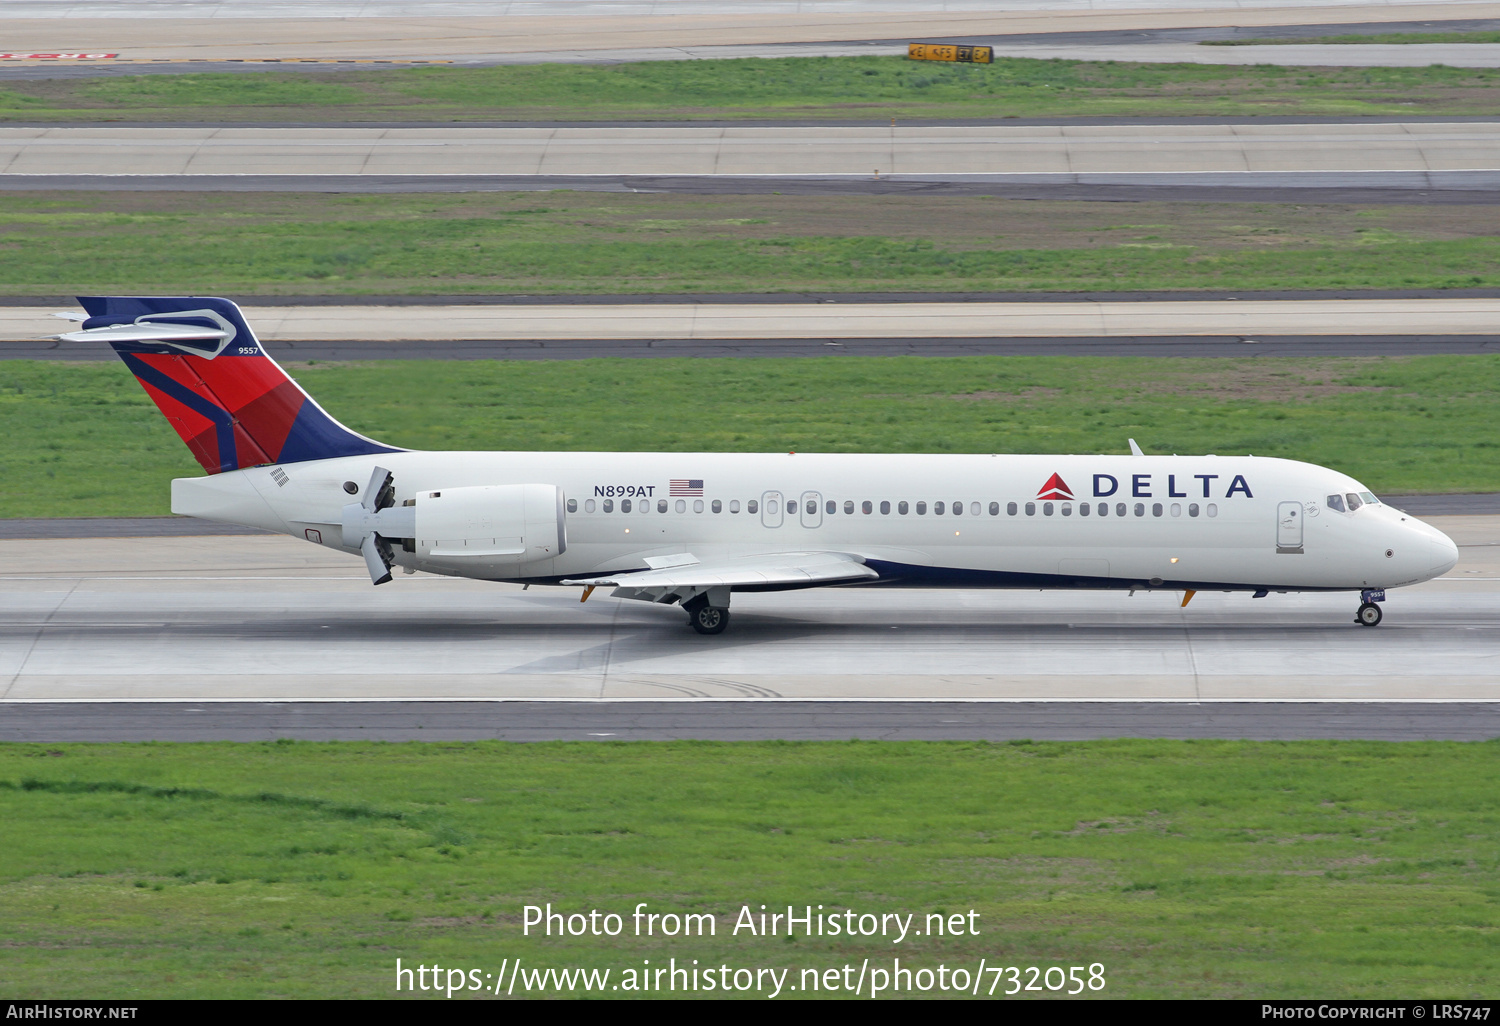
[56,296,1460,634]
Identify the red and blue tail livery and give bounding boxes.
[68,296,399,474]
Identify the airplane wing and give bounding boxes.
[561,550,879,591]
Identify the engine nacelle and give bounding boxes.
[414,484,566,567]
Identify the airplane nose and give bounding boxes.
[1427,531,1459,576]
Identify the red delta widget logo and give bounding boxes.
[1036,472,1253,500]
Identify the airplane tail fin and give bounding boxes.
[59,296,400,475]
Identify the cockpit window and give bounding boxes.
[1345,492,1362,511]
[1360,491,1380,505]
[1327,494,1346,512]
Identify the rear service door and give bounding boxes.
[1276,501,1304,554]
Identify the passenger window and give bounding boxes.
[899,501,909,515]
[1116,503,1127,517]
[585,498,596,513]
[603,499,614,513]
[862,500,872,514]
[1189,503,1199,517]
[641,502,648,514]
[844,500,854,515]
[1345,493,1362,511]
[826,500,836,514]
[1043,502,1054,516]
[566,498,577,512]
[1327,494,1345,512]
[1025,502,1036,516]
[970,502,980,516]
[1007,502,1017,516]
[916,502,927,515]
[748,500,758,514]
[658,499,668,513]
[730,499,741,513]
[1096,502,1107,517]
[768,499,779,515]
[1134,503,1145,517]
[1170,503,1181,517]
[694,499,704,513]
[1080,502,1090,517]
[1207,503,1218,518]
[989,501,999,516]
[1152,503,1163,517]
[1062,503,1072,516]
[712,499,722,513]
[935,501,945,515]
[621,498,632,513]
[803,500,813,514]
[880,500,890,515]
[952,501,963,516]
[675,499,687,513]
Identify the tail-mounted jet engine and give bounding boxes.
[413,484,567,572]
[342,473,568,585]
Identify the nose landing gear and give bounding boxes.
[1355,588,1386,627]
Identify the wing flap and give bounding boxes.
[562,550,877,589]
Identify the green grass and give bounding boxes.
[2,739,1498,998]
[5,192,1500,296]
[4,355,1497,518]
[6,56,1500,121]
[1203,31,1500,45]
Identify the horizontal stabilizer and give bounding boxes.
[562,550,878,590]
[53,322,230,344]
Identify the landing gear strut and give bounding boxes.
[683,593,730,635]
[1355,588,1386,627]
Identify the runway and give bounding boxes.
[14,334,1500,361]
[4,1,1499,66]
[7,700,1500,741]
[7,123,1500,179]
[2,518,1496,711]
[12,169,1500,203]
[11,298,1500,347]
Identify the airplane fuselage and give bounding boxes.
[173,450,1459,595]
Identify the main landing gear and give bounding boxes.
[683,593,730,635]
[1355,588,1386,628]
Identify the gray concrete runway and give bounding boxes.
[15,297,1500,346]
[12,334,1500,361]
[2,518,1496,707]
[10,169,1500,203]
[8,124,1500,178]
[5,1,1497,66]
[6,700,1500,741]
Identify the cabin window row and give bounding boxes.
[565,497,1219,518]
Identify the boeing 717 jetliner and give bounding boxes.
[57,297,1459,634]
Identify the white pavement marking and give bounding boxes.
[10,298,1500,345]
[1,517,1496,703]
[8,124,1500,178]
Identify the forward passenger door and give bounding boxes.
[1276,501,1304,554]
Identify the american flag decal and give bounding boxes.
[670,479,704,496]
